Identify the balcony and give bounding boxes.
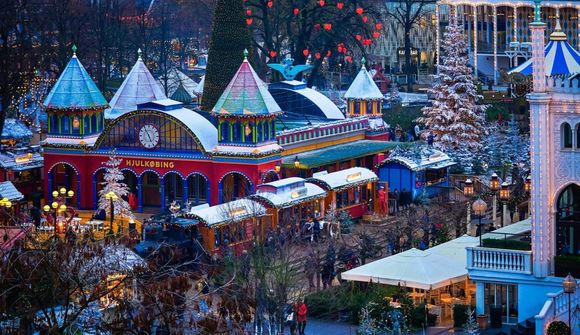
[467,247,533,275]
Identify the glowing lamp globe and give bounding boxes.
[563,273,577,293]
[52,191,59,198]
[51,201,59,209]
[463,179,474,197]
[500,182,510,201]
[43,205,50,212]
[489,173,500,192]
[68,190,75,197]
[59,187,66,195]
[294,156,300,168]
[524,176,531,193]
[472,198,488,216]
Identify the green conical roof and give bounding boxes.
[43,48,107,109]
[171,84,192,104]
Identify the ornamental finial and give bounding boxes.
[243,48,249,61]
[137,48,142,59]
[72,44,77,56]
[361,57,366,68]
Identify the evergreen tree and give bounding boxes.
[201,0,251,111]
[417,16,487,154]
[464,306,480,335]
[98,151,133,219]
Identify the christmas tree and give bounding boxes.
[417,16,487,155]
[464,306,480,335]
[201,0,251,111]
[98,151,134,219]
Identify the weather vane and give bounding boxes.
[268,54,313,81]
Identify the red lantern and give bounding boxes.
[293,8,299,15]
[326,50,331,57]
[362,15,368,23]
[267,1,273,7]
[323,23,332,30]
[375,23,383,30]
[269,50,277,58]
[373,31,380,38]
[246,18,253,25]
[355,34,362,41]
[315,52,321,59]
[246,9,252,16]
[346,56,352,63]
[337,2,344,9]
[303,49,309,56]
[314,23,321,30]
[356,7,363,15]
[319,0,325,6]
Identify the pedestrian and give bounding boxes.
[427,132,434,146]
[393,188,400,213]
[288,303,298,335]
[313,217,321,243]
[297,299,307,335]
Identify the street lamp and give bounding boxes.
[472,198,488,246]
[489,173,500,227]
[563,273,577,330]
[464,179,474,234]
[105,191,118,231]
[294,156,300,168]
[499,182,511,227]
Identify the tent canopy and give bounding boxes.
[341,235,479,290]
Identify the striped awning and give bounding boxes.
[509,21,580,77]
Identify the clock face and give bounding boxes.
[139,124,160,149]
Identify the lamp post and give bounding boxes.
[489,173,500,227]
[47,187,74,234]
[472,198,488,246]
[464,179,474,234]
[105,191,118,231]
[562,273,577,330]
[0,198,13,225]
[499,182,511,227]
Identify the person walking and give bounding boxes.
[393,188,400,213]
[288,303,298,335]
[297,300,307,335]
[313,217,321,243]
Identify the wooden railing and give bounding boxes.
[466,246,532,274]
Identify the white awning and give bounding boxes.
[186,199,266,227]
[341,235,479,290]
[307,167,378,191]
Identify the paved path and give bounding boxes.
[282,319,456,335]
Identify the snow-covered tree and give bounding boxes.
[98,151,133,219]
[417,16,488,154]
[464,306,480,335]
[357,305,380,335]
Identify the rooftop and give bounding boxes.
[344,59,384,100]
[43,48,108,110]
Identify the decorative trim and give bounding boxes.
[48,161,80,175]
[138,169,161,178]
[218,171,254,185]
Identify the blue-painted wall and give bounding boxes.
[378,162,450,200]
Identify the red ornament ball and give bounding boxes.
[355,34,362,41]
[373,31,380,38]
[246,18,253,25]
[269,50,277,58]
[337,2,344,9]
[319,0,325,6]
[303,49,309,56]
[315,52,321,59]
[267,1,273,8]
[375,23,383,30]
[293,8,299,15]
[356,7,363,15]
[246,9,252,16]
[362,15,368,23]
[323,23,332,31]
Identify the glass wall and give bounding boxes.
[484,283,518,324]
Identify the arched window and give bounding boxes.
[576,124,580,149]
[556,184,580,256]
[61,115,70,133]
[220,122,230,142]
[562,123,573,148]
[232,121,241,142]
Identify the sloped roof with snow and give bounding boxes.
[212,57,282,116]
[344,62,384,100]
[1,119,33,140]
[378,146,456,171]
[193,75,205,96]
[43,52,108,109]
[252,177,326,209]
[308,167,378,191]
[105,55,166,119]
[0,181,24,201]
[157,68,198,98]
[186,199,266,227]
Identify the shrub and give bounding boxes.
[411,304,437,327]
[481,238,531,251]
[554,255,580,277]
[547,320,571,335]
[453,304,469,328]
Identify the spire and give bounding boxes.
[72,44,77,57]
[137,48,142,60]
[550,17,567,41]
[361,57,366,69]
[243,49,249,62]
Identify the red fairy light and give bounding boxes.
[355,34,362,41]
[323,23,332,30]
[373,31,380,38]
[315,52,321,59]
[356,7,363,15]
[293,8,299,15]
[375,23,383,30]
[362,15,368,23]
[319,0,325,6]
[337,2,344,9]
[269,50,277,58]
[303,49,309,56]
[246,9,252,16]
[267,1,273,8]
[246,18,253,25]
[326,50,331,57]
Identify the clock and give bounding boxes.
[139,124,160,149]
